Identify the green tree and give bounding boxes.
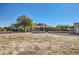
[17,15,32,32]
[56,25,70,31]
[10,23,19,30]
[0,27,1,29]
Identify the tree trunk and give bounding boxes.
[24,26,26,32]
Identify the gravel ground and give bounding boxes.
[0,32,79,55]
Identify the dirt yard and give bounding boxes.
[0,32,79,55]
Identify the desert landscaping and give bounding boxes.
[0,32,79,55]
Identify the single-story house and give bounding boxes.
[74,22,79,34]
[32,24,49,32]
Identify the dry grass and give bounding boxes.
[0,33,79,55]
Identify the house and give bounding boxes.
[32,24,49,32]
[34,26,49,31]
[74,22,79,34]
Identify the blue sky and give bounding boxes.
[0,3,79,27]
